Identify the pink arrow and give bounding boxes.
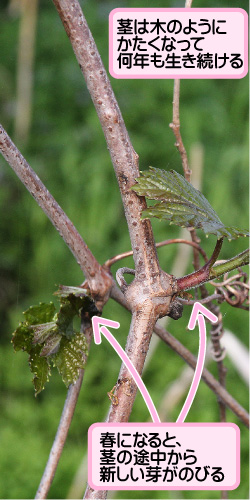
[92,316,161,423]
[176,302,218,423]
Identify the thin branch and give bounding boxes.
[104,238,208,269]
[169,79,191,182]
[35,372,84,499]
[0,125,112,309]
[35,313,93,500]
[211,273,249,288]
[207,303,228,500]
[179,292,221,305]
[154,322,249,428]
[209,308,227,418]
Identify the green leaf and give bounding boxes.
[12,323,31,352]
[29,345,51,395]
[12,286,96,394]
[23,302,56,325]
[52,332,88,387]
[55,287,94,339]
[12,302,56,352]
[132,168,249,240]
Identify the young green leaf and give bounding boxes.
[24,302,56,325]
[12,302,56,353]
[12,287,97,394]
[52,332,88,387]
[29,346,51,395]
[132,168,249,240]
[55,295,83,338]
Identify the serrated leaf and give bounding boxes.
[132,168,249,240]
[12,323,33,352]
[52,332,88,386]
[29,345,51,395]
[24,302,56,325]
[11,286,96,394]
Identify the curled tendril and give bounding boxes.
[210,266,249,310]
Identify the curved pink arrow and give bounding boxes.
[176,302,218,423]
[92,302,218,425]
[92,316,161,423]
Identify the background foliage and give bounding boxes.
[0,0,249,499]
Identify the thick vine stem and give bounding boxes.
[0,124,112,310]
[108,307,160,421]
[83,309,157,500]
[84,274,176,500]
[50,6,179,500]
[50,0,178,429]
[52,0,165,283]
[84,303,170,500]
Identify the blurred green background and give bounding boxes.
[0,0,249,499]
